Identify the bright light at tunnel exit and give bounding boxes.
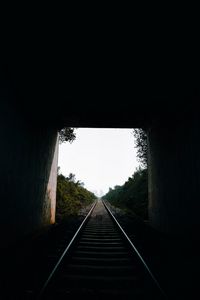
[58,128,140,197]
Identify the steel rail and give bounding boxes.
[37,200,97,299]
[102,200,167,299]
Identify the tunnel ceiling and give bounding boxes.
[2,57,199,129]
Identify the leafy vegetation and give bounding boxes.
[56,171,96,223]
[132,128,148,168]
[103,129,148,220]
[56,128,96,222]
[102,167,148,220]
[59,127,76,144]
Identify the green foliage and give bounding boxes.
[59,127,76,144]
[56,171,96,222]
[102,168,148,220]
[133,128,148,168]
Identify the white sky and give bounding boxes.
[58,128,140,197]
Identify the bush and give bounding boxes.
[56,172,96,222]
[102,168,148,220]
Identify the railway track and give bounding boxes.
[38,200,167,299]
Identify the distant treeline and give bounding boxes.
[56,171,96,222]
[102,168,148,220]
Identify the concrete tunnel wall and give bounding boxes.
[0,93,58,247]
[45,135,59,225]
[148,116,200,235]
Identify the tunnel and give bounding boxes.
[0,61,200,248]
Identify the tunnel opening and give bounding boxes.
[56,127,148,226]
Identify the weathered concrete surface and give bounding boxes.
[45,135,59,224]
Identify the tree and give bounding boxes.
[67,173,76,182]
[102,168,148,220]
[59,127,76,143]
[133,128,147,168]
